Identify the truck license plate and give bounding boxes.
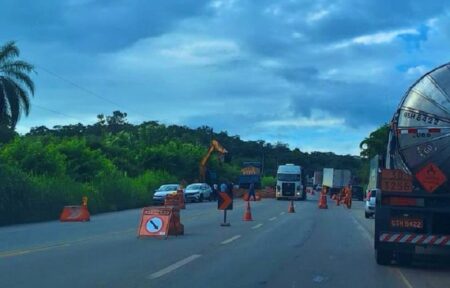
[390,218,423,229]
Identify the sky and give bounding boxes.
[2,0,450,155]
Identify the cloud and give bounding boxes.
[406,65,428,77]
[0,0,211,53]
[331,28,420,49]
[160,39,240,65]
[306,9,330,23]
[259,116,345,128]
[7,0,450,155]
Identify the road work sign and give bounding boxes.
[138,207,172,238]
[218,191,233,210]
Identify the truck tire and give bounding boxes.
[376,249,392,265]
[397,252,413,266]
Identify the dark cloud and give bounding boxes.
[1,0,210,53]
[278,67,319,82]
[289,79,400,126]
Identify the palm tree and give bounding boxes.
[0,41,35,129]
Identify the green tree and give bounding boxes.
[0,41,35,132]
[359,124,390,159]
[56,138,116,182]
[0,137,66,176]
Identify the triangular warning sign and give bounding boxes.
[415,163,447,193]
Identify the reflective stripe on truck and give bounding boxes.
[379,233,450,246]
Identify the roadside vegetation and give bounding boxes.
[0,41,365,226]
[0,111,364,225]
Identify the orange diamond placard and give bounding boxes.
[415,163,447,193]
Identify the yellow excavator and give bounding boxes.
[199,140,228,182]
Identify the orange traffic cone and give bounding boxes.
[331,194,336,200]
[318,193,328,209]
[243,201,253,221]
[288,200,295,213]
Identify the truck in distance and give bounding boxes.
[276,164,306,200]
[322,168,351,197]
[239,162,262,189]
[313,170,323,189]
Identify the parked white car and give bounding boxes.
[185,183,212,202]
[365,189,378,218]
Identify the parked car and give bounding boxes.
[185,183,212,202]
[365,189,378,218]
[152,184,182,205]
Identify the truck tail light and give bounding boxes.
[382,197,424,207]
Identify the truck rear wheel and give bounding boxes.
[376,249,392,265]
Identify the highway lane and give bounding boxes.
[1,195,450,287]
[350,200,450,288]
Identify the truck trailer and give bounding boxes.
[374,63,450,266]
[322,168,351,196]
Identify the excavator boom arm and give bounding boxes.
[199,140,228,182]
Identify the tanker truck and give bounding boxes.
[375,63,450,266]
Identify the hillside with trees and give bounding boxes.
[0,110,363,225]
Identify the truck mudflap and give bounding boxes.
[379,233,450,247]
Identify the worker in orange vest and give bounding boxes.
[342,186,352,208]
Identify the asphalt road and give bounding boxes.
[1,195,450,288]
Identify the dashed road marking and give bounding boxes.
[221,235,241,245]
[252,223,263,230]
[269,217,277,221]
[148,254,202,279]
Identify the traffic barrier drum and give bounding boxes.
[60,205,90,222]
[167,206,184,235]
[177,189,186,209]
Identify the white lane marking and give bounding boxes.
[280,212,286,215]
[221,235,241,245]
[351,217,372,245]
[269,217,277,221]
[350,213,415,288]
[148,254,201,279]
[252,223,263,230]
[395,269,414,288]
